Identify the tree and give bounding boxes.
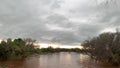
[0,38,38,59]
[82,31,120,65]
[24,38,36,45]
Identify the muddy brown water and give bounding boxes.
[0,52,120,68]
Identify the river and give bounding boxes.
[0,52,119,68]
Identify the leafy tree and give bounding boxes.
[0,38,37,59]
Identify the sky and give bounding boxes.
[0,0,120,45]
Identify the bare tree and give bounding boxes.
[82,31,120,65]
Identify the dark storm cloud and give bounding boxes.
[0,0,119,45]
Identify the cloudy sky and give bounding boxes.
[0,0,119,45]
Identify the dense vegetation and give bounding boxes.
[0,38,39,60]
[82,31,120,65]
[40,47,86,53]
[0,38,83,60]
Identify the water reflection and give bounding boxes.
[0,52,120,68]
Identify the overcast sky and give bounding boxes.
[0,0,120,45]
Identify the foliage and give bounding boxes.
[82,32,120,65]
[0,38,84,60]
[39,47,85,54]
[0,38,37,60]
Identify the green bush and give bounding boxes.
[0,38,37,59]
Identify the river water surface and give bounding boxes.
[0,52,120,68]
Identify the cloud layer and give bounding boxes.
[0,0,120,45]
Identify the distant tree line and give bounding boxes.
[40,46,85,53]
[0,38,83,60]
[82,31,120,65]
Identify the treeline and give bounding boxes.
[82,31,120,65]
[40,47,86,54]
[0,38,38,60]
[0,38,83,60]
